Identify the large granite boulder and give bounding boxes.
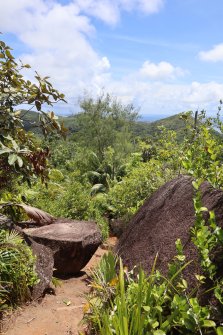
[24,219,102,274]
[116,175,223,287]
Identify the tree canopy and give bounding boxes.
[77,93,138,162]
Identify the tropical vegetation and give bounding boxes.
[1,37,223,334]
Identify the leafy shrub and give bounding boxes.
[25,173,109,239]
[107,158,176,220]
[181,111,223,188]
[0,230,38,311]
[0,38,66,190]
[84,252,218,335]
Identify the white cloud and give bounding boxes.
[0,0,111,105]
[1,0,223,116]
[118,0,164,14]
[74,0,120,25]
[199,43,223,62]
[97,57,111,71]
[0,0,49,34]
[0,0,165,93]
[185,81,223,104]
[74,0,165,25]
[0,0,165,108]
[137,0,164,14]
[139,61,185,80]
[104,77,223,115]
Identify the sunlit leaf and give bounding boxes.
[8,154,17,165]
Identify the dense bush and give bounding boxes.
[0,230,38,311]
[107,158,176,220]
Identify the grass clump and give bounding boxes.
[83,249,221,335]
[0,229,39,312]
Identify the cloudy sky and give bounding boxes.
[1,0,223,117]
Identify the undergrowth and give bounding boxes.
[82,182,223,335]
[0,229,39,312]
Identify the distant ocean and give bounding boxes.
[139,114,169,122]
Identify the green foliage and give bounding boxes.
[132,113,194,142]
[107,126,181,220]
[179,111,223,187]
[107,158,174,220]
[0,38,66,190]
[47,139,77,171]
[0,229,39,311]
[191,181,223,305]
[84,169,223,334]
[77,93,138,162]
[84,249,217,335]
[0,37,67,314]
[24,172,109,239]
[25,108,223,240]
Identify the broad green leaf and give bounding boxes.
[152,321,159,329]
[195,274,206,283]
[200,207,208,212]
[4,135,19,151]
[0,148,12,155]
[28,95,37,104]
[5,49,13,59]
[154,330,166,335]
[182,279,188,288]
[8,153,17,165]
[11,138,19,151]
[175,255,185,262]
[209,211,215,219]
[217,327,223,335]
[192,180,199,190]
[202,320,216,327]
[17,156,23,167]
[35,100,41,111]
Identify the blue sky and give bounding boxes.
[1,0,223,117]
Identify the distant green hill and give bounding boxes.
[132,113,192,141]
[23,111,219,142]
[19,110,41,135]
[60,113,189,137]
[21,110,80,134]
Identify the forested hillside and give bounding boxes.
[23,109,194,140]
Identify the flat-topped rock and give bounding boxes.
[24,219,102,274]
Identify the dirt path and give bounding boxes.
[2,238,117,335]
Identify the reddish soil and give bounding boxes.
[1,238,117,335]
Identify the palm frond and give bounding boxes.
[16,204,54,225]
[0,229,22,245]
[91,183,106,196]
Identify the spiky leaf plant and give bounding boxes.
[0,229,38,311]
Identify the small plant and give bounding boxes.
[0,229,39,311]
[84,246,217,335]
[191,180,223,305]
